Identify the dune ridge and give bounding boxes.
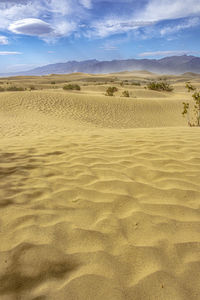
[0,82,200,300]
[0,90,189,139]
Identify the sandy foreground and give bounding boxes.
[0,78,200,299]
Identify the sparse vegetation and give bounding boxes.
[182,82,200,126]
[147,81,173,92]
[29,85,36,91]
[131,81,141,86]
[51,81,56,84]
[121,90,130,97]
[158,76,169,81]
[63,84,81,91]
[6,86,25,91]
[105,86,118,96]
[0,87,5,92]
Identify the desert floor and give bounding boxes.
[0,71,200,300]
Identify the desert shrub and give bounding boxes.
[105,86,118,96]
[182,82,200,126]
[0,87,5,92]
[147,81,173,92]
[121,90,130,97]
[6,86,25,91]
[51,81,56,84]
[63,84,81,91]
[131,81,141,86]
[29,85,36,91]
[158,76,168,81]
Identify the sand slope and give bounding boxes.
[0,90,190,138]
[0,86,200,300]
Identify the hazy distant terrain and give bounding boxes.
[1,55,200,77]
[0,71,200,300]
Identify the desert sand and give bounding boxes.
[0,72,200,300]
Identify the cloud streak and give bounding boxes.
[0,51,22,55]
[160,17,200,35]
[0,35,8,45]
[135,0,200,22]
[88,19,155,38]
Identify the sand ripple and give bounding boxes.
[0,90,200,299]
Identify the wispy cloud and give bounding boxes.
[160,17,200,35]
[0,51,22,55]
[88,19,155,38]
[100,45,118,51]
[0,0,200,42]
[135,0,200,22]
[86,0,200,39]
[0,35,8,45]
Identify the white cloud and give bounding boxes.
[79,0,92,9]
[135,0,200,22]
[9,19,53,36]
[87,0,200,38]
[0,51,22,55]
[89,19,155,38]
[0,35,8,45]
[0,0,86,41]
[160,17,200,35]
[100,45,118,51]
[139,50,200,57]
[0,0,200,41]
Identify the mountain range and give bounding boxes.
[1,55,200,77]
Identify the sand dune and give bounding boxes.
[0,89,190,138]
[0,75,200,300]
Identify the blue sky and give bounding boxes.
[0,0,200,72]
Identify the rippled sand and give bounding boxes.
[0,84,200,300]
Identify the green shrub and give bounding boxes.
[63,84,81,91]
[182,82,200,126]
[131,81,141,86]
[51,81,56,84]
[29,85,36,91]
[6,86,25,91]
[121,90,130,97]
[105,86,118,96]
[147,81,173,92]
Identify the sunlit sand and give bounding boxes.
[0,72,200,300]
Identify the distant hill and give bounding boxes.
[1,55,200,77]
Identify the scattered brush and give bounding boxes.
[146,81,173,92]
[131,81,141,86]
[105,86,118,96]
[121,90,130,97]
[182,82,200,126]
[63,84,81,91]
[29,85,36,91]
[6,86,25,91]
